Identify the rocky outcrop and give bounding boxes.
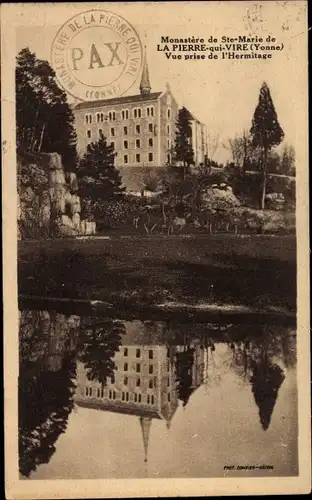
[17,151,96,239]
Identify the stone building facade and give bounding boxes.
[73,50,207,173]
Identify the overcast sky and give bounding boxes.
[14,1,307,162]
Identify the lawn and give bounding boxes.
[18,234,296,312]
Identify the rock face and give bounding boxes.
[17,152,96,239]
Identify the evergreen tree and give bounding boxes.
[175,347,195,407]
[77,135,125,219]
[250,355,285,431]
[16,48,78,172]
[173,107,194,179]
[250,82,284,208]
[77,319,125,386]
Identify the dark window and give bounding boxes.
[112,111,116,120]
[134,109,137,118]
[167,108,171,118]
[126,392,129,401]
[147,395,150,404]
[122,392,125,401]
[134,393,137,402]
[148,153,153,162]
[151,107,154,117]
[122,110,125,120]
[85,387,88,396]
[136,139,141,148]
[124,348,128,356]
[111,375,115,384]
[148,123,153,132]
[138,108,142,118]
[138,394,142,402]
[148,138,153,147]
[168,393,171,402]
[113,391,116,400]
[136,378,141,387]
[124,126,128,135]
[147,107,150,117]
[167,377,170,387]
[101,388,104,398]
[97,388,100,397]
[111,127,115,137]
[149,350,153,360]
[111,141,115,149]
[136,363,140,373]
[149,365,153,374]
[87,130,91,139]
[109,390,112,399]
[136,153,141,163]
[124,140,128,149]
[99,128,103,138]
[124,376,128,385]
[136,124,140,134]
[167,124,170,134]
[151,395,154,404]
[136,348,141,358]
[100,113,104,122]
[124,362,128,371]
[124,155,128,164]
[149,380,153,389]
[89,388,92,396]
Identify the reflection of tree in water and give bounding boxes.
[229,328,288,431]
[19,354,77,478]
[19,312,127,477]
[250,352,285,431]
[77,319,125,386]
[175,347,195,407]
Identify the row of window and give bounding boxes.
[87,124,170,143]
[85,387,155,404]
[123,153,153,163]
[85,105,165,124]
[122,362,154,374]
[124,348,154,359]
[123,138,155,149]
[86,123,158,137]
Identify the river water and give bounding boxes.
[19,310,298,479]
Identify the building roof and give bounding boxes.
[75,399,162,419]
[74,92,162,111]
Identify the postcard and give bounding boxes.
[2,1,311,498]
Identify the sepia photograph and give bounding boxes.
[2,1,310,498]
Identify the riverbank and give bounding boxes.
[18,234,296,314]
[19,294,296,325]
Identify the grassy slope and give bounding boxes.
[18,235,296,310]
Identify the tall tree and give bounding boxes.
[279,144,296,176]
[250,352,285,431]
[77,319,125,386]
[175,347,195,407]
[250,82,284,208]
[173,107,194,179]
[16,48,78,172]
[77,135,125,219]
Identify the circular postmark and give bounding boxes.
[51,9,143,101]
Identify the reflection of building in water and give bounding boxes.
[75,341,206,462]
